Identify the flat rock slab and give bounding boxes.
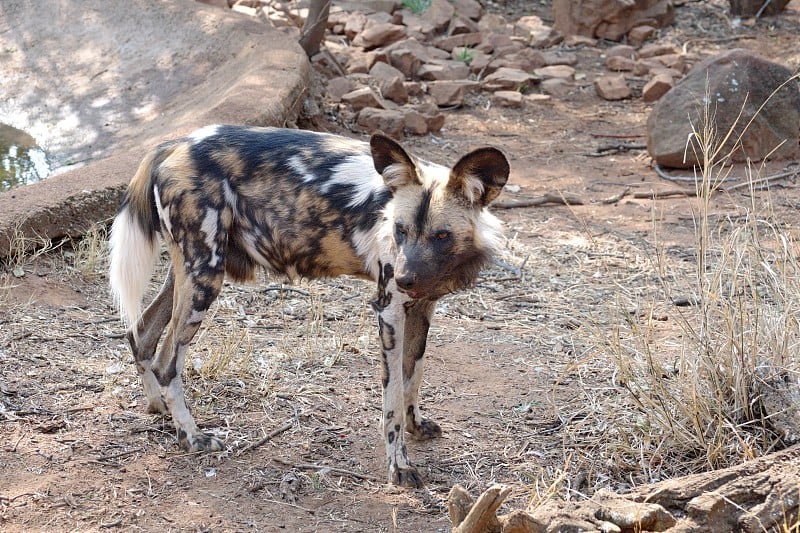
[0,0,310,256]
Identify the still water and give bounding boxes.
[0,123,53,191]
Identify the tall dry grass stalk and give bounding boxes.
[594,76,800,481]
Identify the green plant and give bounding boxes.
[402,0,431,14]
[454,46,474,64]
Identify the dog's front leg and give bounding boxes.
[403,299,442,440]
[374,263,422,488]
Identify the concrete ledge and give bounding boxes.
[0,0,310,256]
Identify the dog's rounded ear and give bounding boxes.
[448,147,509,207]
[370,134,420,191]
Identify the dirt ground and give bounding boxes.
[2,1,800,531]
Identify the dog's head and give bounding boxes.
[370,134,510,300]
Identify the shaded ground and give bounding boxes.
[2,1,800,531]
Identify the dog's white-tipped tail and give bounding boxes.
[109,205,159,334]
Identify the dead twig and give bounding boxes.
[494,186,698,208]
[755,0,774,18]
[91,447,143,464]
[590,133,644,139]
[654,164,714,183]
[492,257,524,278]
[99,517,124,529]
[317,47,347,77]
[600,188,631,204]
[681,35,757,54]
[263,285,310,297]
[236,418,295,456]
[0,492,37,505]
[655,164,799,193]
[724,168,800,191]
[632,189,697,199]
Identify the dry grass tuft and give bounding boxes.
[64,223,109,279]
[576,79,800,488]
[0,223,62,306]
[2,223,60,274]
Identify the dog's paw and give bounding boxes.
[390,465,425,489]
[408,418,442,440]
[178,430,225,452]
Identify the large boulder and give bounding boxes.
[553,0,674,41]
[647,49,800,168]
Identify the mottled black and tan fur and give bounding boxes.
[109,125,509,487]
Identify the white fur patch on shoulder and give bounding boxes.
[289,154,316,183]
[351,225,382,279]
[200,208,220,267]
[189,124,220,143]
[325,154,386,207]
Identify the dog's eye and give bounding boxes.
[395,224,408,236]
[434,230,451,241]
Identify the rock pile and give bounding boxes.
[200,0,800,168]
[314,0,572,137]
[203,0,693,137]
[596,42,689,102]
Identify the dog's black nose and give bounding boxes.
[395,274,416,291]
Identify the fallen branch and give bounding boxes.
[655,163,800,190]
[493,165,799,211]
[600,187,630,204]
[492,192,584,209]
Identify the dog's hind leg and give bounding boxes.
[402,299,442,440]
[128,267,175,414]
[150,240,227,452]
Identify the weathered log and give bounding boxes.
[450,444,800,532]
[299,0,330,57]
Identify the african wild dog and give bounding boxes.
[108,125,509,487]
